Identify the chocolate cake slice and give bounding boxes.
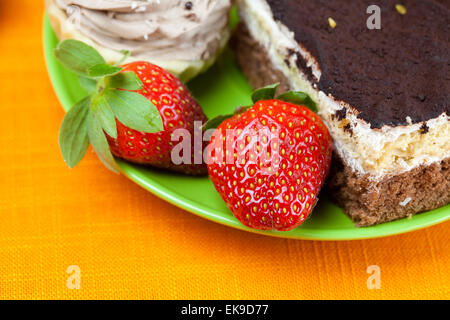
[233,0,450,226]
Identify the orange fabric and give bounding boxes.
[0,0,448,300]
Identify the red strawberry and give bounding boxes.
[106,62,207,175]
[206,87,332,231]
[55,40,207,175]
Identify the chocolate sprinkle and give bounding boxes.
[420,123,429,134]
[185,1,193,10]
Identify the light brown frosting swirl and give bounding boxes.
[55,0,231,61]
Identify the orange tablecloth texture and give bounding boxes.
[0,0,448,300]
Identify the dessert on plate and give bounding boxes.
[46,0,232,82]
[233,0,450,226]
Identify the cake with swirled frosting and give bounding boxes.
[46,0,232,82]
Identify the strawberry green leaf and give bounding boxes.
[87,110,119,173]
[58,97,91,168]
[103,89,163,133]
[54,40,106,76]
[251,83,279,103]
[202,114,234,131]
[107,72,143,91]
[78,76,97,94]
[276,91,318,112]
[91,95,117,139]
[88,64,122,78]
[202,106,251,131]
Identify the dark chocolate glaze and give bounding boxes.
[266,0,450,128]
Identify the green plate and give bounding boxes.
[43,16,449,240]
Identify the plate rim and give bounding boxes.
[43,14,450,241]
